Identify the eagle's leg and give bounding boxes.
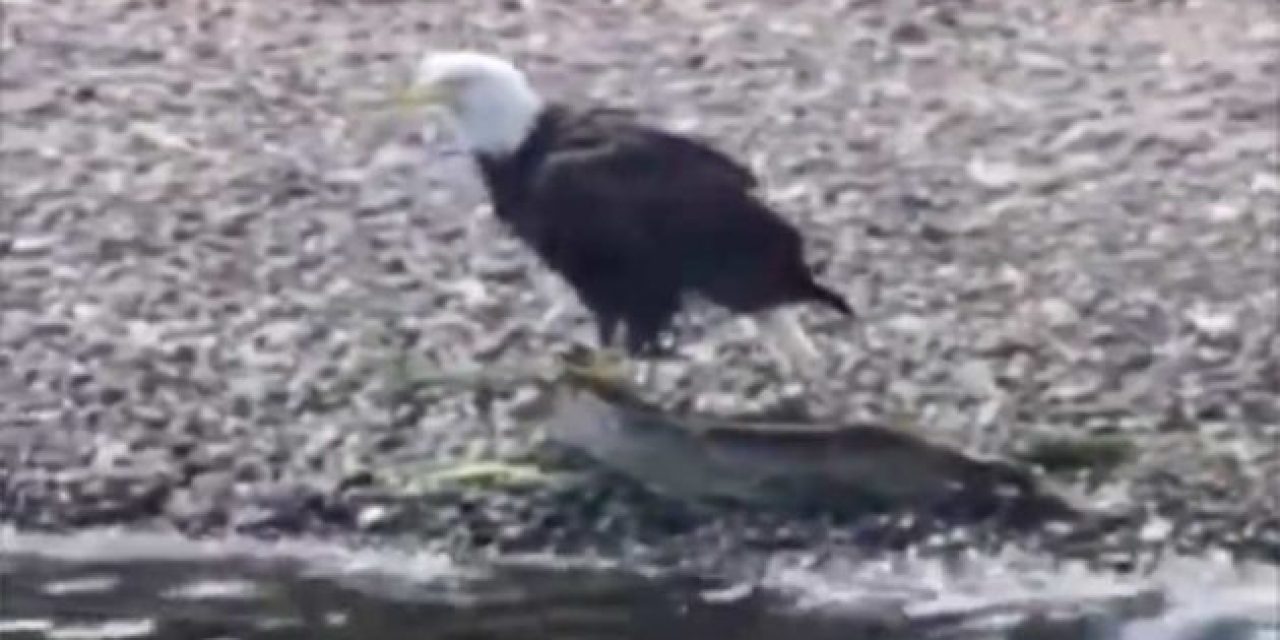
[622,326,670,389]
[608,331,649,388]
[558,317,630,392]
[757,307,823,380]
[565,313,630,385]
[596,314,624,357]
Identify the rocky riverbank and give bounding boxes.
[1,0,1277,572]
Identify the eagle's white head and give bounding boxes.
[406,51,544,156]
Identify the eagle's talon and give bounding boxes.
[558,346,630,387]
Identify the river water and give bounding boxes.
[1,529,1275,640]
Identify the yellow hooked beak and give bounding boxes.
[388,82,451,114]
[345,80,450,154]
[353,82,449,116]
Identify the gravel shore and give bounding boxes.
[1,0,1277,568]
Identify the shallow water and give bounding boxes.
[0,529,1276,640]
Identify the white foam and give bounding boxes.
[754,546,1279,638]
[3,526,1275,638]
[0,526,477,598]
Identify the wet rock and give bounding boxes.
[166,487,229,533]
[162,578,263,602]
[1016,434,1136,475]
[953,359,1000,397]
[42,576,121,596]
[888,21,929,45]
[967,156,1022,191]
[1045,369,1106,403]
[1185,304,1240,342]
[338,469,376,492]
[355,504,400,531]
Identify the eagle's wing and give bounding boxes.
[529,123,761,252]
[524,139,662,282]
[521,125,757,321]
[550,113,757,193]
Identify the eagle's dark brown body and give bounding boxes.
[475,105,850,354]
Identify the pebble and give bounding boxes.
[8,235,57,258]
[1186,305,1240,342]
[355,504,398,531]
[1038,298,1081,328]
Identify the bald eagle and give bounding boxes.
[399,51,851,373]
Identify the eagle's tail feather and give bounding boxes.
[801,279,853,317]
